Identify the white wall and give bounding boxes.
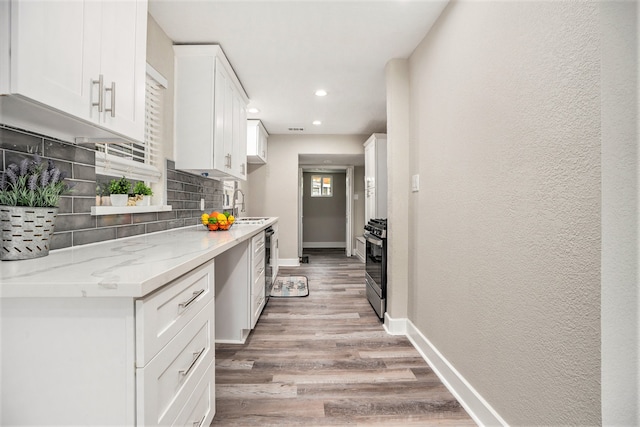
[247,134,366,262]
[406,1,605,425]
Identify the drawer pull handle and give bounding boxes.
[193,414,205,427]
[179,347,205,377]
[178,289,205,309]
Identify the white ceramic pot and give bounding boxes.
[110,194,129,207]
[135,195,151,206]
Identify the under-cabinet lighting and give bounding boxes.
[315,89,327,97]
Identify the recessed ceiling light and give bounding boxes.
[312,120,322,126]
[247,107,260,114]
[315,89,327,97]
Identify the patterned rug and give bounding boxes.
[270,275,309,297]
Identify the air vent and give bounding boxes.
[288,127,305,132]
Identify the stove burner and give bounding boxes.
[364,218,387,238]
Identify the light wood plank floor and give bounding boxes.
[211,248,475,426]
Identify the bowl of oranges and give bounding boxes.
[201,211,235,231]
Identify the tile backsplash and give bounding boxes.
[0,124,224,250]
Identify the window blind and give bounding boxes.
[95,66,166,182]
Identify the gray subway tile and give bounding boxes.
[44,139,95,165]
[0,127,43,154]
[73,163,96,181]
[146,221,168,234]
[158,211,177,221]
[98,214,133,228]
[73,197,96,214]
[55,213,96,232]
[50,232,72,250]
[132,212,158,224]
[73,227,117,246]
[116,224,146,239]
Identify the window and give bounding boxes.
[95,64,166,183]
[311,175,333,197]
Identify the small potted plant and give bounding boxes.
[132,181,153,206]
[108,176,131,207]
[0,154,70,260]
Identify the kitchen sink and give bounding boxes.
[234,217,269,225]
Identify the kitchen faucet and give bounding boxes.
[232,188,245,217]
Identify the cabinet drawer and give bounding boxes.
[251,285,265,328]
[137,300,214,426]
[136,260,214,366]
[253,253,265,275]
[253,268,265,295]
[252,232,265,253]
[172,360,215,427]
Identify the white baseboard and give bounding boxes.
[383,312,407,335]
[278,258,300,267]
[303,241,346,248]
[403,319,508,427]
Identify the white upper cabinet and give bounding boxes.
[174,45,249,180]
[364,133,387,223]
[0,0,147,142]
[247,119,268,164]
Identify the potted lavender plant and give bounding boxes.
[0,155,69,260]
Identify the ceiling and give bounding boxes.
[149,0,448,136]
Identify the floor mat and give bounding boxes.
[270,275,309,297]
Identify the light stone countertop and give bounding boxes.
[0,218,278,298]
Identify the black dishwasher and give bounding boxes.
[264,226,275,302]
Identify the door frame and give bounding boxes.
[298,165,354,258]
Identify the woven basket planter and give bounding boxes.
[0,206,58,261]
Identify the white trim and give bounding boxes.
[146,64,168,89]
[383,312,407,336]
[95,153,162,182]
[303,241,346,248]
[278,258,300,267]
[404,319,509,427]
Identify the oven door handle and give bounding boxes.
[364,233,383,247]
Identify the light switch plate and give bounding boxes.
[200,198,205,211]
[411,174,420,192]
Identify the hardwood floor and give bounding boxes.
[211,248,475,426]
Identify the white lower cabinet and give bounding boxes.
[215,230,267,343]
[0,259,216,426]
[136,261,216,427]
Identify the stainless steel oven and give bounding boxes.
[364,218,387,319]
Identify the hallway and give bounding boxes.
[211,249,474,426]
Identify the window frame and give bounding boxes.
[311,174,333,198]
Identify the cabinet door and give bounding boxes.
[214,59,233,173]
[7,0,101,123]
[99,0,147,141]
[233,91,247,180]
[364,141,376,188]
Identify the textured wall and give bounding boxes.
[408,1,601,425]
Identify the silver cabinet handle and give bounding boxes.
[179,347,205,377]
[105,81,116,118]
[91,75,104,112]
[178,289,205,309]
[193,415,205,427]
[241,163,245,175]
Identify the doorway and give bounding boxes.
[298,166,354,259]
